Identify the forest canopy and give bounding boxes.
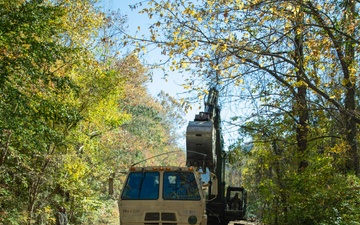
[0,0,185,224]
[1,0,360,225]
[126,0,360,224]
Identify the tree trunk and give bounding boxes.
[343,0,359,176]
[0,130,12,167]
[293,3,309,172]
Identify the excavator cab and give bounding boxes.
[225,187,247,221]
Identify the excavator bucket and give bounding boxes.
[186,113,216,171]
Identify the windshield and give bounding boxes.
[163,171,201,200]
[121,172,159,200]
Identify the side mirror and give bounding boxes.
[109,177,114,195]
[109,173,115,195]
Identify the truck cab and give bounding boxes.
[118,166,207,225]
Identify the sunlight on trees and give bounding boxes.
[0,1,186,224]
[2,0,360,224]
[127,0,360,224]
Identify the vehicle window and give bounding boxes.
[163,172,201,200]
[227,191,243,210]
[121,172,159,200]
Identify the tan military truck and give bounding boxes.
[118,166,207,225]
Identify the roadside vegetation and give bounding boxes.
[0,1,184,224]
[1,0,360,225]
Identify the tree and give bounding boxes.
[126,0,360,224]
[130,0,360,172]
[1,1,188,224]
[304,0,359,175]
[0,0,117,224]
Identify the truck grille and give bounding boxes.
[145,212,177,224]
[161,213,176,221]
[145,213,160,221]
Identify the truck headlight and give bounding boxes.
[188,215,197,225]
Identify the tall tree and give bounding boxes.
[129,0,360,172]
[125,0,360,224]
[0,0,116,224]
[1,1,188,224]
[304,0,359,175]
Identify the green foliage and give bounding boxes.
[130,1,360,223]
[1,2,187,223]
[235,141,360,225]
[4,0,360,224]
[286,159,360,225]
[0,0,187,224]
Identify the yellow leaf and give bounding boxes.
[187,50,194,57]
[181,62,189,68]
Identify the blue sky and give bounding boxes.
[100,0,200,145]
[99,0,239,149]
[100,0,196,106]
[100,0,188,97]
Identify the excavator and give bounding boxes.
[117,87,248,225]
[186,87,247,225]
